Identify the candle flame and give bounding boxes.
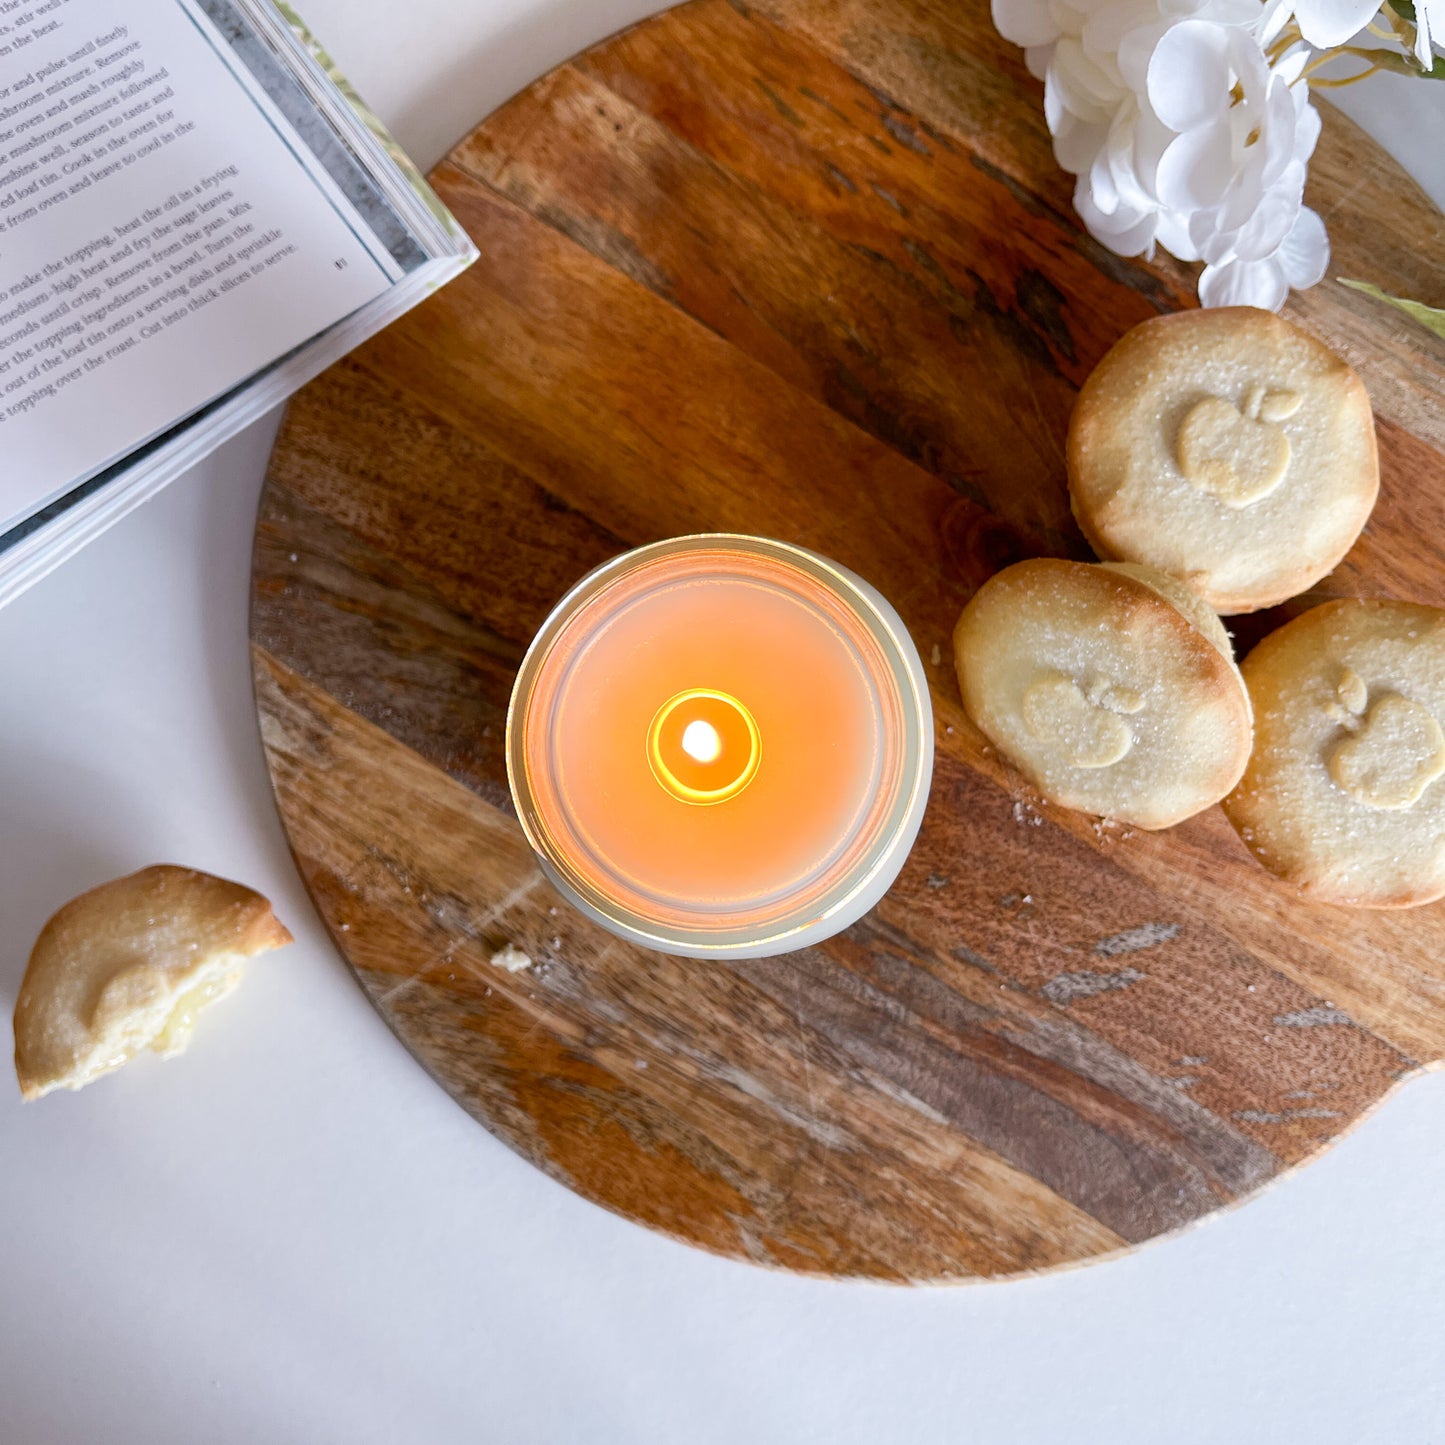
[681,719,723,764]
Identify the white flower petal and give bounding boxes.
[1156,208,1203,261]
[1087,44,1127,89]
[1090,142,1122,212]
[1075,177,1159,254]
[1290,0,1382,48]
[1190,205,1239,263]
[1056,0,1111,24]
[1231,26,1273,107]
[1229,183,1301,262]
[1276,205,1330,288]
[1213,145,1280,235]
[1117,19,1170,89]
[1197,223,1236,266]
[1053,109,1112,171]
[1083,0,1161,52]
[994,0,1062,45]
[1272,39,1311,85]
[1043,63,1072,133]
[1198,0,1268,22]
[1104,107,1152,209]
[1053,37,1126,119]
[1257,76,1299,186]
[1199,255,1289,309]
[1294,96,1322,161]
[1147,20,1234,131]
[1156,120,1235,210]
[1414,0,1434,67]
[1160,0,1254,18]
[1131,101,1175,196]
[1195,205,1257,267]
[1025,43,1056,80]
[1258,0,1293,46]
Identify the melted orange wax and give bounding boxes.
[520,548,895,923]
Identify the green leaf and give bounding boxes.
[1388,0,1416,21]
[1339,279,1445,340]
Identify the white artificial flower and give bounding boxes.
[991,0,1332,309]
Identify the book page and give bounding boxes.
[0,0,393,530]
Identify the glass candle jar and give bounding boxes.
[506,535,933,958]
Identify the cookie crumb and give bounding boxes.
[490,942,533,973]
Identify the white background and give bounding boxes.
[3,4,1444,1442]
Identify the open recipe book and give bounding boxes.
[0,0,476,605]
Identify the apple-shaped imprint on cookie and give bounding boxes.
[1177,383,1302,508]
[1326,668,1445,810]
[1021,672,1145,768]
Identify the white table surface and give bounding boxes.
[3,5,1444,1442]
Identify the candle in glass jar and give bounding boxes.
[507,535,933,958]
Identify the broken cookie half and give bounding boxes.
[14,865,292,1100]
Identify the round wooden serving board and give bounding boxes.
[251,0,1445,1280]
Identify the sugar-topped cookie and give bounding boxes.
[953,559,1253,829]
[1224,599,1445,907]
[1067,308,1378,613]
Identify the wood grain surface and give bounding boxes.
[250,0,1445,1280]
